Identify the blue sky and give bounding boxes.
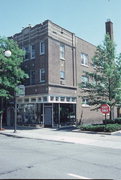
[0,0,121,53]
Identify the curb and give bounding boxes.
[72,129,121,135]
[0,132,75,144]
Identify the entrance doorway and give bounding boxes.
[44,105,52,127]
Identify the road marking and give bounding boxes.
[68,173,91,179]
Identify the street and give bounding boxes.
[0,134,121,179]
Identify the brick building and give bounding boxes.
[7,20,108,127]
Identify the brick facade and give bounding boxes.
[8,20,109,127]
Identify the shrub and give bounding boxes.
[104,124,121,132]
[115,118,121,124]
[80,124,105,132]
[103,119,115,124]
[79,123,121,132]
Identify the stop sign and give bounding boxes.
[100,104,110,114]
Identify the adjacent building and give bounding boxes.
[7,20,110,127]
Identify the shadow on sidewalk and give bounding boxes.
[3,125,40,131]
[3,125,78,132]
[55,126,78,132]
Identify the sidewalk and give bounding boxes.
[0,126,121,150]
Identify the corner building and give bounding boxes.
[10,20,104,127]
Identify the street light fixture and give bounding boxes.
[4,50,12,57]
[4,50,17,133]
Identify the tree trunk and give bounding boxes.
[110,106,114,120]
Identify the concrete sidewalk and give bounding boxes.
[0,126,121,150]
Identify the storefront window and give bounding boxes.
[17,103,43,125]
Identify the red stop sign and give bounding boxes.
[100,104,110,114]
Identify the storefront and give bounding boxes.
[15,95,76,128]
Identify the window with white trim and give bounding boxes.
[30,70,35,85]
[30,45,35,59]
[81,75,89,88]
[24,46,30,60]
[40,41,45,55]
[81,53,89,66]
[40,68,45,82]
[60,71,65,80]
[82,97,89,106]
[60,43,65,59]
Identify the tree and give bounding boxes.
[80,34,121,120]
[0,37,28,129]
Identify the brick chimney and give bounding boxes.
[105,19,113,40]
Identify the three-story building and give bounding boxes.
[7,20,105,127]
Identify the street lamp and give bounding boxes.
[4,50,12,57]
[4,50,17,133]
[0,50,11,130]
[14,92,17,133]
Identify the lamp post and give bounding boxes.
[5,50,17,133]
[14,93,17,133]
[0,50,11,130]
[14,85,25,133]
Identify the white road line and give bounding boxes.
[68,173,91,179]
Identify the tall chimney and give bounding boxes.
[105,19,113,40]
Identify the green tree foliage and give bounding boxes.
[80,34,121,120]
[0,37,28,128]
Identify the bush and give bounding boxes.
[79,123,121,132]
[115,118,121,124]
[103,119,115,124]
[79,124,105,132]
[104,124,121,132]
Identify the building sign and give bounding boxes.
[100,104,110,114]
[16,85,25,97]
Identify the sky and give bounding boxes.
[0,0,121,54]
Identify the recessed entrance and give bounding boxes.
[44,105,52,127]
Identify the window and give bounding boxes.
[24,46,30,60]
[24,98,29,103]
[66,97,70,102]
[24,70,30,85]
[60,97,65,101]
[56,97,59,101]
[50,96,54,101]
[30,45,35,59]
[40,68,45,82]
[30,71,35,85]
[31,98,36,102]
[81,75,89,88]
[72,97,76,102]
[40,41,45,55]
[81,53,89,66]
[60,43,65,59]
[38,97,42,102]
[60,71,65,79]
[82,97,89,106]
[43,96,47,102]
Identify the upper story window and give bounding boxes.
[82,97,89,106]
[60,71,65,80]
[30,45,35,59]
[24,46,30,60]
[81,75,89,88]
[40,68,45,83]
[40,41,45,55]
[30,70,35,85]
[60,43,65,59]
[81,53,89,66]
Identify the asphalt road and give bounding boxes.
[0,134,121,179]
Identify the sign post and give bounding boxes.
[14,85,25,133]
[100,104,110,121]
